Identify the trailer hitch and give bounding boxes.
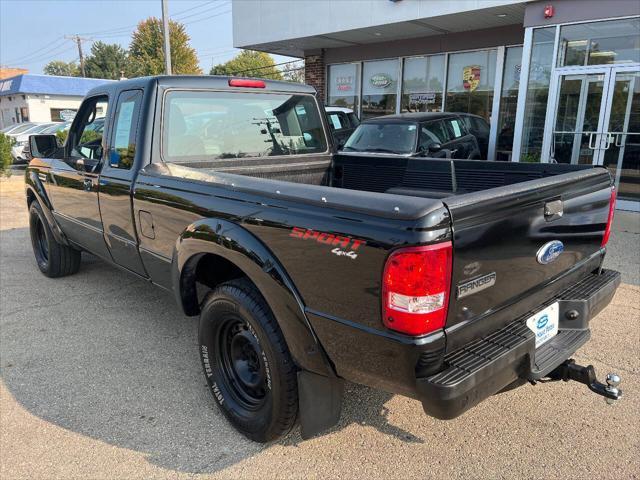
[546,359,622,404]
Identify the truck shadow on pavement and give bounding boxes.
[0,231,423,475]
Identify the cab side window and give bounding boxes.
[69,96,109,163]
[473,117,490,135]
[419,120,449,151]
[109,90,143,170]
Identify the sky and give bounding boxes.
[0,0,294,75]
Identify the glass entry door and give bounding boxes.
[547,69,610,165]
[601,70,640,210]
[544,65,640,210]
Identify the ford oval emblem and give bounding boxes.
[536,240,564,265]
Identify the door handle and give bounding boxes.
[601,133,613,151]
[588,132,598,150]
[83,178,93,191]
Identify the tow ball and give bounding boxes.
[546,359,622,404]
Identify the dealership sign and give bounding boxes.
[409,92,436,104]
[336,75,354,92]
[463,65,481,92]
[370,73,392,88]
[59,109,77,121]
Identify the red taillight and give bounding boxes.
[382,242,453,336]
[601,186,616,247]
[228,78,266,88]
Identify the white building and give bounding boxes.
[0,74,113,128]
[232,0,640,210]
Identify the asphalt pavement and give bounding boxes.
[1,175,639,479]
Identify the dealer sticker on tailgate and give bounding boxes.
[526,302,559,348]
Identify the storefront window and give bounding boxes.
[445,49,497,122]
[401,55,445,112]
[496,46,523,160]
[519,27,555,162]
[327,63,360,113]
[558,17,640,67]
[362,59,398,119]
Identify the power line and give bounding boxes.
[12,45,77,67]
[172,1,229,22]
[230,60,304,76]
[75,0,225,38]
[4,0,231,71]
[181,9,231,26]
[1,37,67,65]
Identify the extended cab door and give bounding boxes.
[47,95,112,259]
[98,89,148,276]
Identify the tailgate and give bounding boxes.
[442,167,612,347]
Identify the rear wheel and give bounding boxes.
[198,279,298,442]
[29,201,81,277]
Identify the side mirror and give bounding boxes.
[428,142,443,153]
[29,134,61,159]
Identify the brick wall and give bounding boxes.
[304,51,325,104]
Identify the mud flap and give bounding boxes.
[297,370,344,439]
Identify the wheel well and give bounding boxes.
[181,253,247,316]
[26,189,36,206]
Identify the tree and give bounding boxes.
[84,41,128,80]
[0,133,13,176]
[128,17,201,77]
[280,61,304,83]
[43,60,79,77]
[210,50,282,80]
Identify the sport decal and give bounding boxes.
[289,227,365,260]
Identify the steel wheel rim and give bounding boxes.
[218,318,267,410]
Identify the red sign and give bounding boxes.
[336,75,354,92]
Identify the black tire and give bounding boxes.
[198,279,298,442]
[29,201,81,278]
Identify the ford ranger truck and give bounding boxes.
[24,76,622,443]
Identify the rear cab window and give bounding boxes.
[445,117,466,139]
[161,90,328,164]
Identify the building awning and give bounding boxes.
[0,74,113,97]
[233,2,527,57]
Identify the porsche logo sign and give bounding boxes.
[463,65,481,92]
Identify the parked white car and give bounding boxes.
[10,123,59,164]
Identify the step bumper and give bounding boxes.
[416,269,621,419]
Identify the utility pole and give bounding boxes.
[65,34,90,77]
[161,0,172,75]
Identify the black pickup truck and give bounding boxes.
[25,76,622,443]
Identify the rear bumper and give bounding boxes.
[417,269,621,419]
